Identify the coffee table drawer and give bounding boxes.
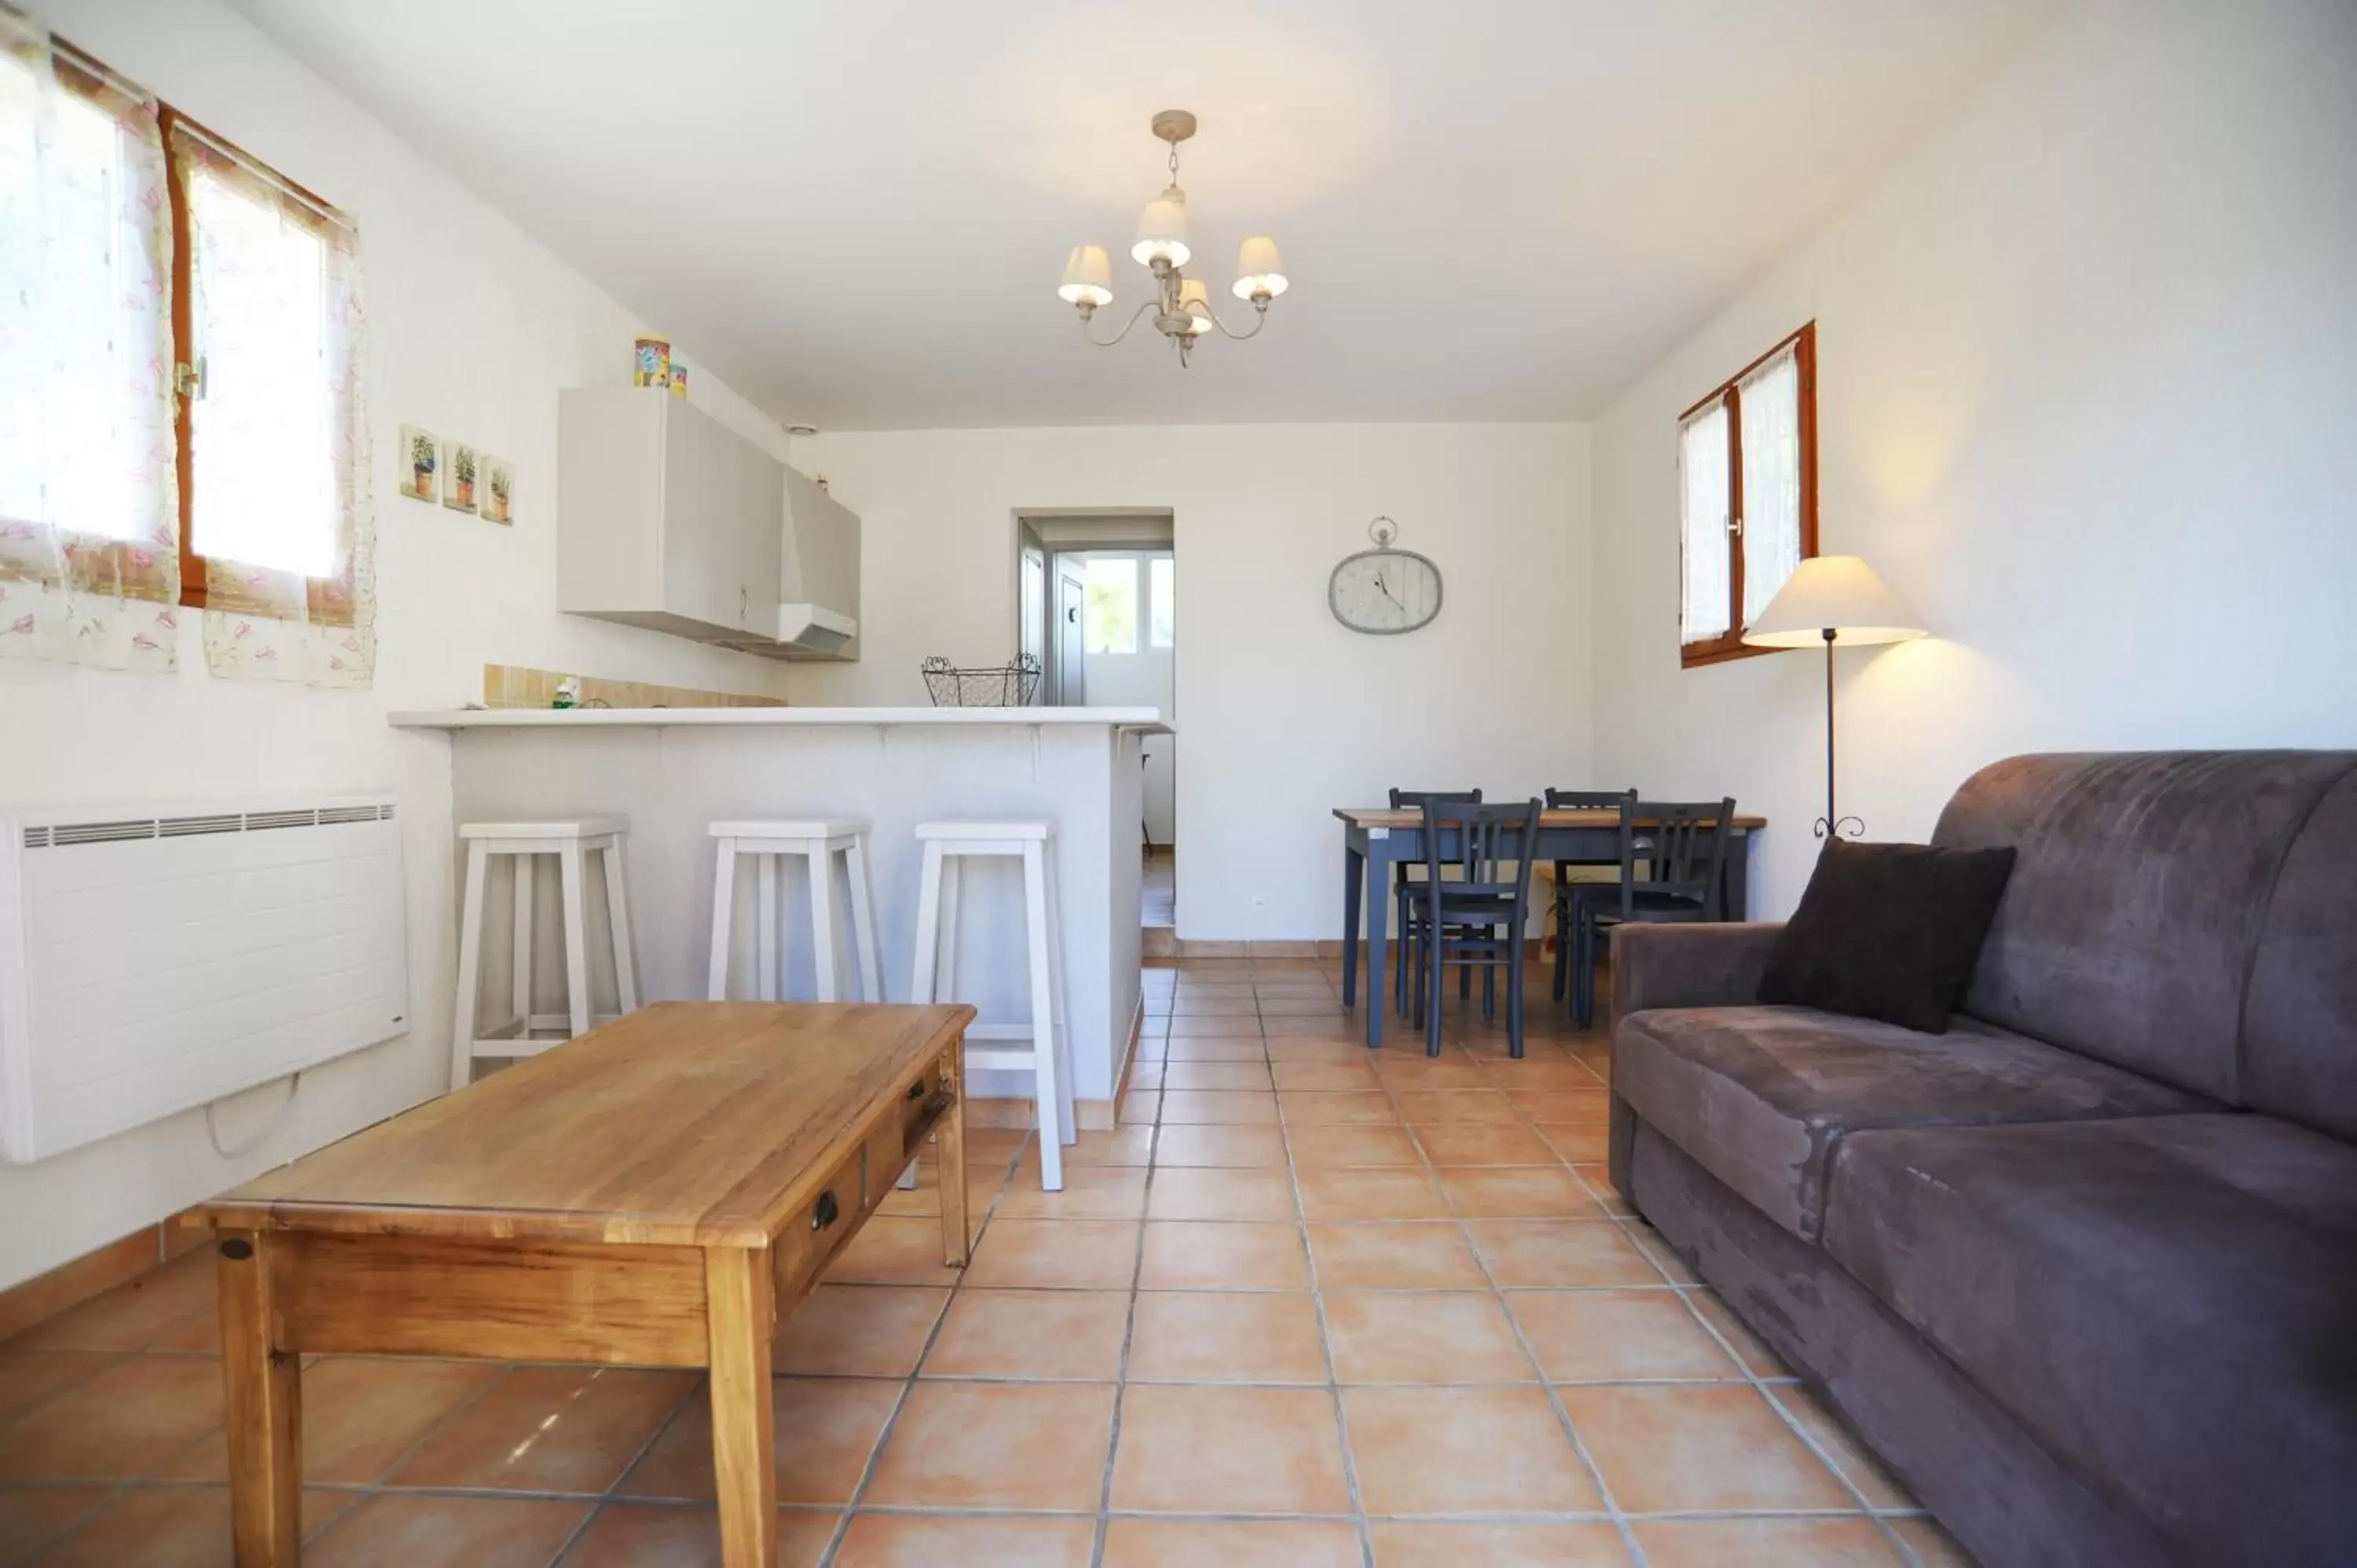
[772,1145,863,1300]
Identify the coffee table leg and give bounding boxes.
[937,1047,970,1266]
[218,1229,301,1566]
[703,1247,778,1568]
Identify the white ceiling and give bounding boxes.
[227,0,2058,430]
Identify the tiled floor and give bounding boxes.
[0,958,1976,1566]
[1141,852,1175,929]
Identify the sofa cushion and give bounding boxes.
[1822,1115,2357,1566]
[1931,750,2357,1102]
[1757,838,2017,1033]
[1613,1005,2209,1242]
[2243,765,2357,1141]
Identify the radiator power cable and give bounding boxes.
[204,1072,302,1160]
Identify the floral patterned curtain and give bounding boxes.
[0,8,181,672]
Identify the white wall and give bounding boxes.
[1588,0,2357,918]
[787,423,1593,940]
[0,0,792,1289]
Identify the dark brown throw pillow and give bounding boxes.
[1757,839,2018,1034]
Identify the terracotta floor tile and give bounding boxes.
[1158,1090,1281,1125]
[1268,1061,1379,1092]
[1573,1164,1635,1216]
[1162,1033,1268,1059]
[303,1494,590,1568]
[1146,1167,1298,1222]
[1395,1090,1521,1125]
[1120,1091,1162,1126]
[1368,1057,1492,1089]
[1541,1124,1612,1163]
[1285,1123,1424,1167]
[1325,1291,1534,1383]
[1295,1167,1451,1222]
[822,1216,965,1288]
[0,1354,223,1480]
[1436,1165,1603,1218]
[1151,1125,1288,1167]
[1343,1385,1603,1515]
[388,1365,697,1493]
[1165,1017,1264,1039]
[1411,1123,1560,1165]
[1065,1127,1158,1166]
[5,1251,217,1354]
[557,1503,835,1568]
[1557,1383,1856,1513]
[170,1357,500,1486]
[1276,1090,1398,1124]
[1138,1221,1310,1291]
[1111,1384,1352,1514]
[922,1289,1131,1380]
[1509,1291,1739,1383]
[1102,1518,1364,1567]
[1307,1222,1485,1291]
[27,1485,355,1567]
[994,1166,1151,1220]
[1171,995,1257,1015]
[1261,1017,1358,1039]
[832,1513,1094,1567]
[1505,1086,1612,1121]
[862,1381,1115,1510]
[1769,1385,1918,1508]
[0,1482,112,1562]
[1466,1219,1662,1287]
[963,1218,1140,1291]
[1126,1291,1329,1383]
[1367,1521,1632,1566]
[0,1350,121,1427]
[619,1377,900,1505]
[1632,1517,1905,1567]
[1160,1061,1274,1091]
[770,1285,948,1378]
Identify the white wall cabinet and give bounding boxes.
[557,389,783,643]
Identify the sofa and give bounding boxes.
[1607,752,2357,1568]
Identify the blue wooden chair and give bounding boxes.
[1387,788,1481,1017]
[1406,797,1544,1058]
[1544,787,1638,1003]
[1568,797,1736,1028]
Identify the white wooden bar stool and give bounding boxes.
[910,819,1076,1190]
[449,817,638,1090]
[706,819,883,1003]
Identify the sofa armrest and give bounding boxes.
[1611,922,1784,1018]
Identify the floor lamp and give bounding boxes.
[1743,555,1925,839]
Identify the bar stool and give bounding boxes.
[450,817,638,1090]
[706,819,883,1002]
[910,819,1076,1190]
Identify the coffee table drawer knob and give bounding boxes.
[812,1190,841,1231]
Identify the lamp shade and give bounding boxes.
[1232,236,1289,300]
[1743,555,1926,647]
[1057,244,1113,306]
[1132,185,1192,267]
[1176,278,1213,335]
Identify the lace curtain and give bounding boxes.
[1678,401,1732,645]
[1739,343,1803,627]
[0,10,180,671]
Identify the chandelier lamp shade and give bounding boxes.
[1058,109,1288,366]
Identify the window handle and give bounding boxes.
[1728,514,1743,537]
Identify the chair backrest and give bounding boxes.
[1418,797,1544,913]
[1390,788,1482,884]
[1544,787,1638,811]
[1618,798,1736,917]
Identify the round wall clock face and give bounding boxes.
[1329,548,1442,634]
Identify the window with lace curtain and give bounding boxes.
[1677,323,1817,667]
[0,15,368,678]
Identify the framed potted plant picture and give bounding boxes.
[445,443,480,515]
[398,425,438,503]
[482,455,515,525]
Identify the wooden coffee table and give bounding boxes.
[204,1001,974,1568]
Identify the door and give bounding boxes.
[1054,560,1087,705]
[1020,546,1047,704]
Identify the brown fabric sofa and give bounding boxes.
[1608,752,2357,1568]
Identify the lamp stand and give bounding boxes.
[1816,627,1864,840]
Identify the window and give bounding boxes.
[1083,556,1138,653]
[1148,555,1174,647]
[1678,322,1817,666]
[0,20,359,645]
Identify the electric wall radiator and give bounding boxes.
[0,796,409,1163]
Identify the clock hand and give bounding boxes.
[1374,573,1405,610]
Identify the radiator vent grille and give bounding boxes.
[18,801,395,852]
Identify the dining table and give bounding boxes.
[1332,805,1768,1046]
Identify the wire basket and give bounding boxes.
[921,654,1042,707]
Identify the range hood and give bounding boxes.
[720,466,862,661]
[775,602,856,657]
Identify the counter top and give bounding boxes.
[389,705,1171,731]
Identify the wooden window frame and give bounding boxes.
[1677,321,1818,669]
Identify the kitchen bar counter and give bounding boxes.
[397,706,1157,1123]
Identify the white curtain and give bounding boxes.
[0,9,179,670]
[1678,401,1731,644]
[1739,344,1803,626]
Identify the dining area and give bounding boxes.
[1332,790,1765,1054]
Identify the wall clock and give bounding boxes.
[1329,516,1442,635]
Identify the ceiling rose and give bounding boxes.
[1057,110,1288,368]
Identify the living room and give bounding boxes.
[0,1,2349,1564]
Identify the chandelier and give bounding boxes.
[1056,110,1289,368]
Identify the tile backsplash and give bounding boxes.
[481,664,785,710]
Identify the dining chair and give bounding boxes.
[1388,787,1482,1017]
[1543,787,1638,1003]
[1406,797,1544,1058]
[1568,797,1736,1028]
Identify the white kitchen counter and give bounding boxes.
[397,705,1153,1120]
